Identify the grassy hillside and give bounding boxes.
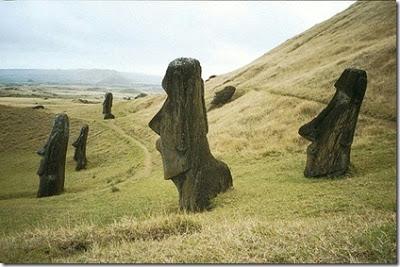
[0,1,396,263]
[206,1,396,120]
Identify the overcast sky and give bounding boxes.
[0,1,354,78]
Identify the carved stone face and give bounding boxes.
[149,58,209,179]
[298,68,367,177]
[37,113,69,176]
[37,113,69,197]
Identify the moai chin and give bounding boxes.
[298,68,367,177]
[37,113,69,197]
[72,124,89,171]
[103,92,115,119]
[149,57,233,212]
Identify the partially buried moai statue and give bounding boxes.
[149,57,233,212]
[103,92,115,119]
[298,68,367,177]
[37,113,69,197]
[72,124,89,171]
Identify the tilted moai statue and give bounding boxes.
[37,113,69,197]
[72,124,89,171]
[149,58,233,212]
[103,92,115,119]
[209,85,236,111]
[298,68,367,177]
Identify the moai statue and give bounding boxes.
[72,124,89,171]
[209,85,236,111]
[298,68,367,177]
[103,92,115,119]
[149,58,233,212]
[37,113,69,197]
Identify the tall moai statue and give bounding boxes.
[103,92,115,119]
[37,113,69,197]
[149,57,233,212]
[298,68,367,177]
[72,124,89,171]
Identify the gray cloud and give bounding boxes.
[0,1,354,78]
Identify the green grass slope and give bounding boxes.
[0,1,396,263]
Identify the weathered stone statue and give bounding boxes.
[37,113,69,197]
[209,85,236,110]
[149,58,233,212]
[72,124,89,171]
[103,92,115,119]
[298,68,367,177]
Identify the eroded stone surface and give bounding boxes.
[103,92,115,119]
[149,57,233,211]
[72,124,89,171]
[298,68,367,177]
[37,113,69,197]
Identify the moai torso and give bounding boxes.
[37,113,69,197]
[298,68,367,177]
[149,57,233,211]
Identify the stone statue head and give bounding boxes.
[149,57,210,180]
[148,58,233,211]
[103,92,113,114]
[298,68,367,177]
[37,113,69,197]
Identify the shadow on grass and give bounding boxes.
[0,190,36,200]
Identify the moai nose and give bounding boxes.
[149,110,162,135]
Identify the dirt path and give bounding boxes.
[99,120,153,178]
[68,108,153,183]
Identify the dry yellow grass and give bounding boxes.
[206,1,396,120]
